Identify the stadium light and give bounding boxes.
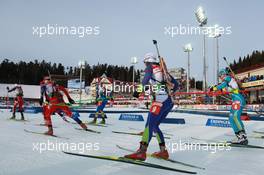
[131,57,138,85]
[195,6,208,26]
[184,43,193,93]
[208,24,222,84]
[195,6,208,91]
[78,60,86,103]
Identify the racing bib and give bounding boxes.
[97,101,102,106]
[232,101,241,110]
[150,101,163,115]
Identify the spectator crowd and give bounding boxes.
[241,74,264,83]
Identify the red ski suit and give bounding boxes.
[40,82,73,126]
[8,86,24,113]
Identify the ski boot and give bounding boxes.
[59,113,69,123]
[80,122,88,130]
[89,117,97,124]
[151,143,169,160]
[124,142,148,161]
[20,112,25,121]
[62,117,70,123]
[231,130,248,145]
[10,113,16,120]
[138,131,144,135]
[99,117,106,124]
[44,125,54,135]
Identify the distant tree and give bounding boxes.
[231,50,264,73]
[196,81,203,90]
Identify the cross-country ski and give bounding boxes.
[24,129,70,139]
[116,144,205,170]
[63,151,197,174]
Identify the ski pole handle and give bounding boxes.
[152,40,160,58]
[223,57,236,78]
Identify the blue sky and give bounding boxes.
[0,0,263,84]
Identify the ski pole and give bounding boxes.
[48,70,51,80]
[6,87,9,109]
[223,57,244,90]
[218,94,232,101]
[152,40,178,96]
[152,40,161,58]
[152,40,171,83]
[223,57,237,79]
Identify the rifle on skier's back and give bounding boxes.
[152,40,178,95]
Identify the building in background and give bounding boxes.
[236,63,264,103]
[168,67,186,80]
[90,73,137,99]
[139,67,187,82]
[169,67,187,91]
[90,74,113,97]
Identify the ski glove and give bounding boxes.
[209,85,217,92]
[133,91,140,98]
[39,97,43,106]
[68,98,75,104]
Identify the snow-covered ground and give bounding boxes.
[1,108,264,175]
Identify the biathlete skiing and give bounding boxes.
[209,68,248,145]
[7,84,25,120]
[125,52,179,161]
[39,76,88,135]
[90,83,109,124]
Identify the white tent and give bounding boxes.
[0,84,40,99]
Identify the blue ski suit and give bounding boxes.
[96,86,108,113]
[141,63,178,144]
[216,75,246,133]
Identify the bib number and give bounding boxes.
[150,101,163,115]
[97,101,102,106]
[232,101,241,110]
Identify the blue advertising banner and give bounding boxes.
[119,114,144,121]
[67,79,85,89]
[206,118,231,128]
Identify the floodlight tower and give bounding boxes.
[131,57,138,85]
[183,43,193,93]
[78,60,86,103]
[195,6,208,91]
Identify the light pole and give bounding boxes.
[208,24,221,84]
[195,6,208,91]
[78,60,86,103]
[193,74,198,90]
[184,43,193,93]
[131,57,138,85]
